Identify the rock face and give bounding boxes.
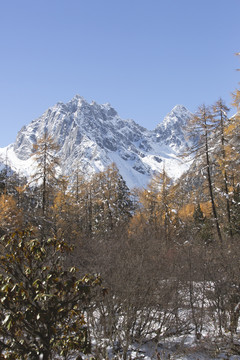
[155,105,191,150]
[0,96,193,188]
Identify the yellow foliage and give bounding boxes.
[232,89,240,110]
[15,184,27,195]
[178,201,212,221]
[200,202,212,217]
[0,194,23,232]
[178,203,195,220]
[128,212,148,236]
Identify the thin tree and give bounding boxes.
[31,132,60,215]
[212,98,232,238]
[187,104,222,242]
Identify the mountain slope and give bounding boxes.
[0,96,192,188]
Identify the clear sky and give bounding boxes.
[0,0,239,147]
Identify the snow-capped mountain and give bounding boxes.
[0,96,192,188]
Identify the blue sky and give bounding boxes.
[0,0,239,147]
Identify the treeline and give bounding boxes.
[0,92,239,358]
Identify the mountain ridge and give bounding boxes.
[0,96,193,188]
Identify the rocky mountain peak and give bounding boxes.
[0,97,193,188]
[159,104,191,129]
[153,104,192,153]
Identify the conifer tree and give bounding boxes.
[136,168,174,243]
[212,99,233,237]
[88,163,132,237]
[151,168,173,243]
[193,203,212,244]
[231,185,240,236]
[187,104,222,242]
[51,175,73,240]
[0,168,7,195]
[0,194,23,236]
[31,132,60,216]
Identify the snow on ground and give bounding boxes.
[79,334,240,360]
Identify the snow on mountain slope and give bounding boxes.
[0,96,192,188]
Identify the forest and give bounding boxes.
[0,88,239,359]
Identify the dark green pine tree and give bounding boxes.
[231,185,240,237]
[0,168,7,195]
[116,169,133,224]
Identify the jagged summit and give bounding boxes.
[156,104,191,129]
[171,104,188,112]
[154,104,191,153]
[0,96,193,188]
